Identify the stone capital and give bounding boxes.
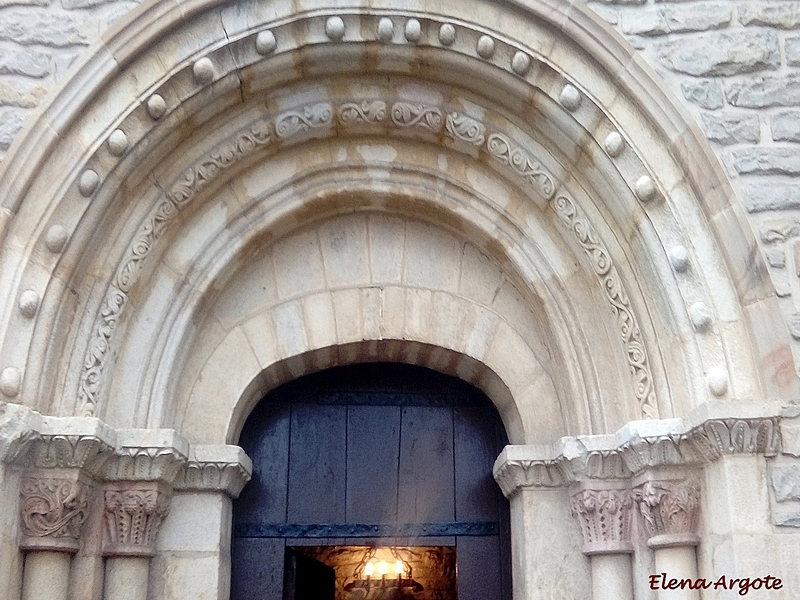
[102,480,172,557]
[633,479,701,549]
[569,485,634,555]
[173,444,253,498]
[19,470,94,553]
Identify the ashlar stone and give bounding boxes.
[739,3,800,29]
[771,464,800,502]
[772,110,800,142]
[727,75,800,108]
[787,37,800,67]
[743,181,800,212]
[732,148,800,176]
[0,10,89,46]
[681,80,724,109]
[701,112,760,145]
[0,48,49,77]
[658,30,779,77]
[620,3,731,36]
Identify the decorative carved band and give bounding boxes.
[175,460,252,498]
[633,480,701,549]
[493,456,573,496]
[103,484,171,557]
[19,475,92,552]
[75,100,655,420]
[570,488,633,555]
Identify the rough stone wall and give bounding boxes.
[583,0,800,380]
[3,0,800,379]
[0,0,138,155]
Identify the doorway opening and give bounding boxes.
[231,363,512,600]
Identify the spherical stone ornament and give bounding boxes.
[19,290,40,318]
[78,169,100,197]
[707,366,728,397]
[438,23,456,46]
[635,175,658,203]
[45,225,69,253]
[603,131,624,157]
[377,17,394,43]
[511,51,531,76]
[689,302,712,333]
[255,30,277,55]
[325,16,345,41]
[669,246,690,273]
[108,129,129,157]
[476,35,495,59]
[192,57,215,84]
[0,367,21,398]
[559,84,582,111]
[147,94,167,120]
[405,19,421,43]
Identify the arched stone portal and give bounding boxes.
[0,0,797,599]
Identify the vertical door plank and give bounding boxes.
[346,405,401,523]
[230,538,284,600]
[397,406,455,523]
[236,402,292,524]
[287,403,347,523]
[456,536,502,600]
[454,406,500,522]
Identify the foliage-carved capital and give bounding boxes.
[569,486,634,555]
[633,479,701,549]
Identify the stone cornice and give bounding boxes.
[494,402,785,496]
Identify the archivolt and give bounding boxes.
[0,0,789,440]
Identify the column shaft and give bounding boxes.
[21,551,71,600]
[103,557,149,600]
[653,546,700,600]
[591,553,633,600]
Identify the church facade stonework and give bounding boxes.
[1,0,800,598]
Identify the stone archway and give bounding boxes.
[0,1,795,599]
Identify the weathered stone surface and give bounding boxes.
[0,10,89,46]
[701,112,760,145]
[0,48,49,77]
[621,3,731,36]
[789,314,800,340]
[62,0,124,7]
[658,30,779,76]
[0,0,48,6]
[681,80,724,109]
[590,0,646,5]
[744,181,800,212]
[761,218,800,244]
[786,37,800,67]
[772,110,800,142]
[727,75,800,108]
[739,3,800,29]
[733,148,800,176]
[0,79,48,107]
[772,464,800,502]
[766,249,786,269]
[0,106,25,149]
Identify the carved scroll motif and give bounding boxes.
[338,100,387,124]
[275,103,333,138]
[20,477,91,551]
[391,102,443,131]
[486,133,555,200]
[552,194,658,419]
[76,121,272,416]
[445,112,485,146]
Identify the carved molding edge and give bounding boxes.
[102,481,171,557]
[494,409,783,496]
[633,479,701,549]
[570,486,634,555]
[173,444,253,498]
[19,472,93,552]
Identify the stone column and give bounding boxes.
[633,479,702,600]
[570,486,634,600]
[102,481,171,600]
[18,472,93,600]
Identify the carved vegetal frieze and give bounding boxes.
[28,434,115,475]
[570,488,633,555]
[175,460,252,498]
[103,485,171,557]
[552,194,657,419]
[391,101,443,131]
[75,102,655,421]
[633,480,701,548]
[19,476,92,552]
[338,100,387,124]
[104,446,186,483]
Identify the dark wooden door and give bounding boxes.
[231,363,512,600]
